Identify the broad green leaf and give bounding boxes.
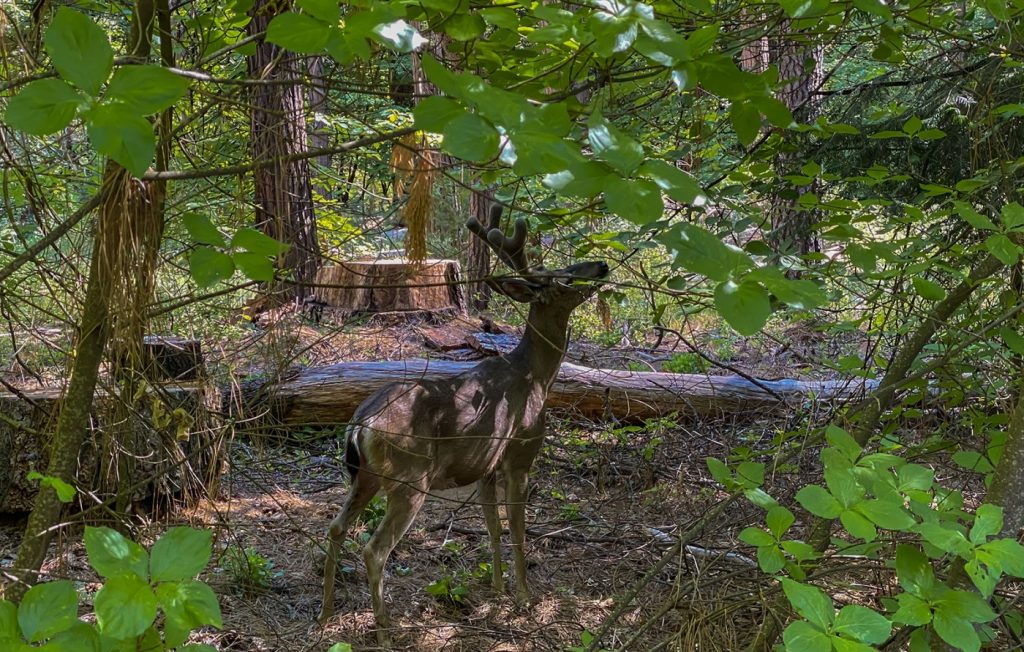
[233,252,276,282]
[231,228,288,257]
[780,579,834,629]
[970,504,1003,544]
[715,280,771,335]
[840,508,877,541]
[26,471,76,502]
[982,537,1024,576]
[830,638,877,652]
[892,592,932,625]
[588,114,644,175]
[328,644,354,652]
[442,113,499,162]
[856,499,915,531]
[413,96,465,133]
[443,12,486,41]
[47,621,100,651]
[18,581,78,643]
[543,161,614,199]
[638,159,704,204]
[604,177,663,225]
[3,79,82,135]
[757,545,786,573]
[155,581,222,648]
[182,213,226,247]
[372,19,426,52]
[94,576,157,639]
[480,8,518,29]
[660,224,751,282]
[0,600,17,639]
[750,268,827,309]
[84,526,148,580]
[766,506,795,539]
[825,425,861,462]
[45,7,113,96]
[833,605,891,644]
[903,115,923,135]
[852,0,892,19]
[420,53,464,99]
[106,65,189,115]
[795,485,842,519]
[189,247,235,287]
[590,12,638,57]
[895,545,936,594]
[917,522,971,555]
[912,277,946,301]
[739,527,775,547]
[953,202,996,230]
[266,12,330,53]
[952,451,994,474]
[84,104,155,177]
[150,527,213,582]
[781,540,818,561]
[1002,202,1024,229]
[730,102,761,146]
[985,233,1019,265]
[782,620,831,652]
[297,0,339,22]
[706,457,731,484]
[933,609,981,652]
[897,464,934,491]
[1000,326,1024,356]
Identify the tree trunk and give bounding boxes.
[4,0,174,601]
[767,23,824,258]
[247,0,321,302]
[466,190,493,311]
[231,358,877,426]
[306,56,331,196]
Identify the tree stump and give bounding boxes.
[315,259,466,316]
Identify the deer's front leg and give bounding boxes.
[364,481,428,646]
[478,473,505,592]
[504,467,531,604]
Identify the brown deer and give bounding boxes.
[318,205,609,644]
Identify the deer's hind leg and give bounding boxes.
[319,470,380,623]
[478,473,505,592]
[364,478,429,646]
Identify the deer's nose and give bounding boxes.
[596,261,610,276]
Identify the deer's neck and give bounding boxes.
[509,305,571,387]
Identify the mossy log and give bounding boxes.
[232,358,876,427]
[314,259,465,314]
[0,383,224,514]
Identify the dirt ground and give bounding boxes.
[0,311,868,651]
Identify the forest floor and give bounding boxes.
[0,310,904,650]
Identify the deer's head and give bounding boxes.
[467,205,610,309]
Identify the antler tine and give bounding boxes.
[487,203,502,230]
[485,217,530,273]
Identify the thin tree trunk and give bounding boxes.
[466,189,493,311]
[247,0,320,302]
[306,56,331,196]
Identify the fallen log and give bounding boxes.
[234,358,877,426]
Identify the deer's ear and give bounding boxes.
[494,278,542,303]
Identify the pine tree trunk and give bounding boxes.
[248,0,320,302]
[306,56,331,196]
[466,190,493,311]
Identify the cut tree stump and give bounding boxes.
[315,259,465,315]
[232,357,877,427]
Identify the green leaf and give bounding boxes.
[543,161,614,198]
[917,522,971,555]
[898,464,934,491]
[895,545,936,594]
[841,508,878,541]
[443,12,486,41]
[730,102,761,146]
[328,644,354,652]
[106,65,189,115]
[953,202,996,231]
[3,79,82,135]
[18,581,79,643]
[857,499,915,531]
[659,224,752,282]
[47,621,100,651]
[781,540,818,561]
[0,600,17,639]
[189,247,235,288]
[780,579,834,629]
[911,276,946,301]
[933,609,981,652]
[852,0,892,19]
[420,54,464,99]
[796,485,842,519]
[751,269,827,309]
[739,527,775,547]
[952,451,994,474]
[969,504,1003,544]
[825,425,861,462]
[266,12,330,53]
[231,228,288,257]
[892,592,932,625]
[985,233,1019,266]
[84,527,148,581]
[94,576,158,639]
[45,7,113,96]
[903,115,923,135]
[84,104,155,177]
[588,114,645,175]
[480,8,518,29]
[155,581,222,647]
[706,457,731,484]
[757,545,786,573]
[782,620,831,652]
[638,159,705,204]
[833,605,891,644]
[604,177,663,225]
[233,252,276,282]
[297,0,339,22]
[150,527,213,582]
[371,19,426,52]
[442,113,499,162]
[413,96,465,133]
[26,471,76,503]
[766,506,795,539]
[1000,326,1024,356]
[1002,202,1024,229]
[714,280,771,336]
[182,213,226,247]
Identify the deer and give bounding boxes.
[317,204,609,644]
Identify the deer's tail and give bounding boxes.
[344,425,362,481]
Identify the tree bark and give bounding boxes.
[466,190,494,311]
[247,0,321,302]
[306,56,331,196]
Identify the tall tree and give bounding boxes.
[247,0,320,303]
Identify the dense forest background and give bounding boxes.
[2,0,1024,650]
